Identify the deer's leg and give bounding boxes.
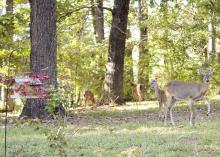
[138,93,142,102]
[204,96,211,116]
[140,92,143,101]
[158,101,162,120]
[164,105,168,126]
[169,99,176,126]
[137,89,143,102]
[188,100,196,126]
[161,103,166,121]
[164,96,172,126]
[92,98,96,107]
[84,99,87,106]
[158,101,163,121]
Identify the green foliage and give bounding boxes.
[56,0,109,102]
[1,0,220,103]
[0,2,30,76]
[124,55,134,101]
[8,118,69,157]
[47,90,68,114]
[41,120,68,157]
[145,1,218,83]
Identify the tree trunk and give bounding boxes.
[208,17,216,61]
[124,27,135,101]
[125,28,134,82]
[126,28,133,56]
[5,0,15,112]
[161,0,171,79]
[138,0,148,53]
[99,0,130,105]
[91,0,104,43]
[138,0,149,100]
[6,0,13,40]
[20,0,58,119]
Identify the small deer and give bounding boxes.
[150,79,167,120]
[164,68,213,126]
[84,90,96,106]
[128,80,143,102]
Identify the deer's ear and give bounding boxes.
[151,78,157,82]
[208,68,214,75]
[197,67,205,74]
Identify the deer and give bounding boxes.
[84,90,96,106]
[128,80,143,102]
[150,79,167,120]
[164,67,213,126]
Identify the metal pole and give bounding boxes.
[4,50,14,157]
[4,90,8,157]
[4,73,9,157]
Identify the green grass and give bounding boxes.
[0,100,220,157]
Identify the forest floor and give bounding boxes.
[0,97,220,157]
[67,99,220,127]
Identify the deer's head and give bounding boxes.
[197,67,213,83]
[150,79,158,89]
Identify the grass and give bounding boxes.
[0,99,220,157]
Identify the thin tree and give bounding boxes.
[161,0,171,79]
[91,0,104,43]
[1,0,15,112]
[20,0,59,119]
[99,0,130,105]
[6,0,13,40]
[138,0,149,99]
[208,12,216,61]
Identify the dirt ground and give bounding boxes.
[1,100,220,127]
[66,101,220,126]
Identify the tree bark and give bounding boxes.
[138,0,148,53]
[99,0,130,105]
[91,0,104,43]
[6,0,13,40]
[208,17,216,60]
[5,0,15,112]
[20,0,58,119]
[161,0,171,79]
[138,0,149,99]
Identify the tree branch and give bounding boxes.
[58,5,113,22]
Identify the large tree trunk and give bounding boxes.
[138,0,149,100]
[99,0,130,105]
[20,0,58,119]
[91,0,104,43]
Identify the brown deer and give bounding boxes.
[84,90,96,106]
[150,79,166,120]
[164,68,213,126]
[128,80,143,102]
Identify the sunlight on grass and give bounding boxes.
[64,116,220,156]
[125,101,158,110]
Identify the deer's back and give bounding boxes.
[165,80,206,100]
